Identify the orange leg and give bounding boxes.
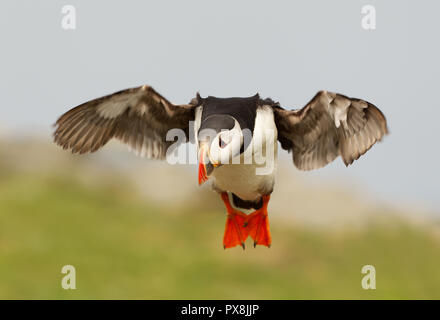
[221,193,249,249]
[247,195,272,248]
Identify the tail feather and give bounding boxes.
[231,193,263,210]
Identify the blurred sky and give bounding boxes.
[0,0,439,211]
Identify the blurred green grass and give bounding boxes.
[1,171,440,299]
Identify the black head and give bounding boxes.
[197,94,260,155]
[198,93,260,152]
[196,95,260,183]
[199,94,260,134]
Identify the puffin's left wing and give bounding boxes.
[54,85,196,159]
[272,90,388,170]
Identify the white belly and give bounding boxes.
[211,162,276,201]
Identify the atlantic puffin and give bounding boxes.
[53,85,388,249]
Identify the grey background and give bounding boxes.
[1,1,439,211]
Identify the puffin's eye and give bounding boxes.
[219,137,227,148]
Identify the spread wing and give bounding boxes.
[54,85,196,159]
[272,90,388,170]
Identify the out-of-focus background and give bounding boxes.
[1,0,440,299]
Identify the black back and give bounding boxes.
[200,94,260,134]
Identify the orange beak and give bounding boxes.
[198,146,209,185]
[198,145,221,185]
[198,162,208,185]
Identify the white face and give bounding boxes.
[198,120,243,165]
[209,120,243,165]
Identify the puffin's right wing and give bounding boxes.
[54,85,196,159]
[272,90,388,170]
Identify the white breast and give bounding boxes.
[208,105,278,201]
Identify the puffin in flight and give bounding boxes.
[54,85,388,249]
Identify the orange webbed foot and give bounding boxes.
[247,195,271,248]
[220,193,249,249]
[223,211,248,249]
